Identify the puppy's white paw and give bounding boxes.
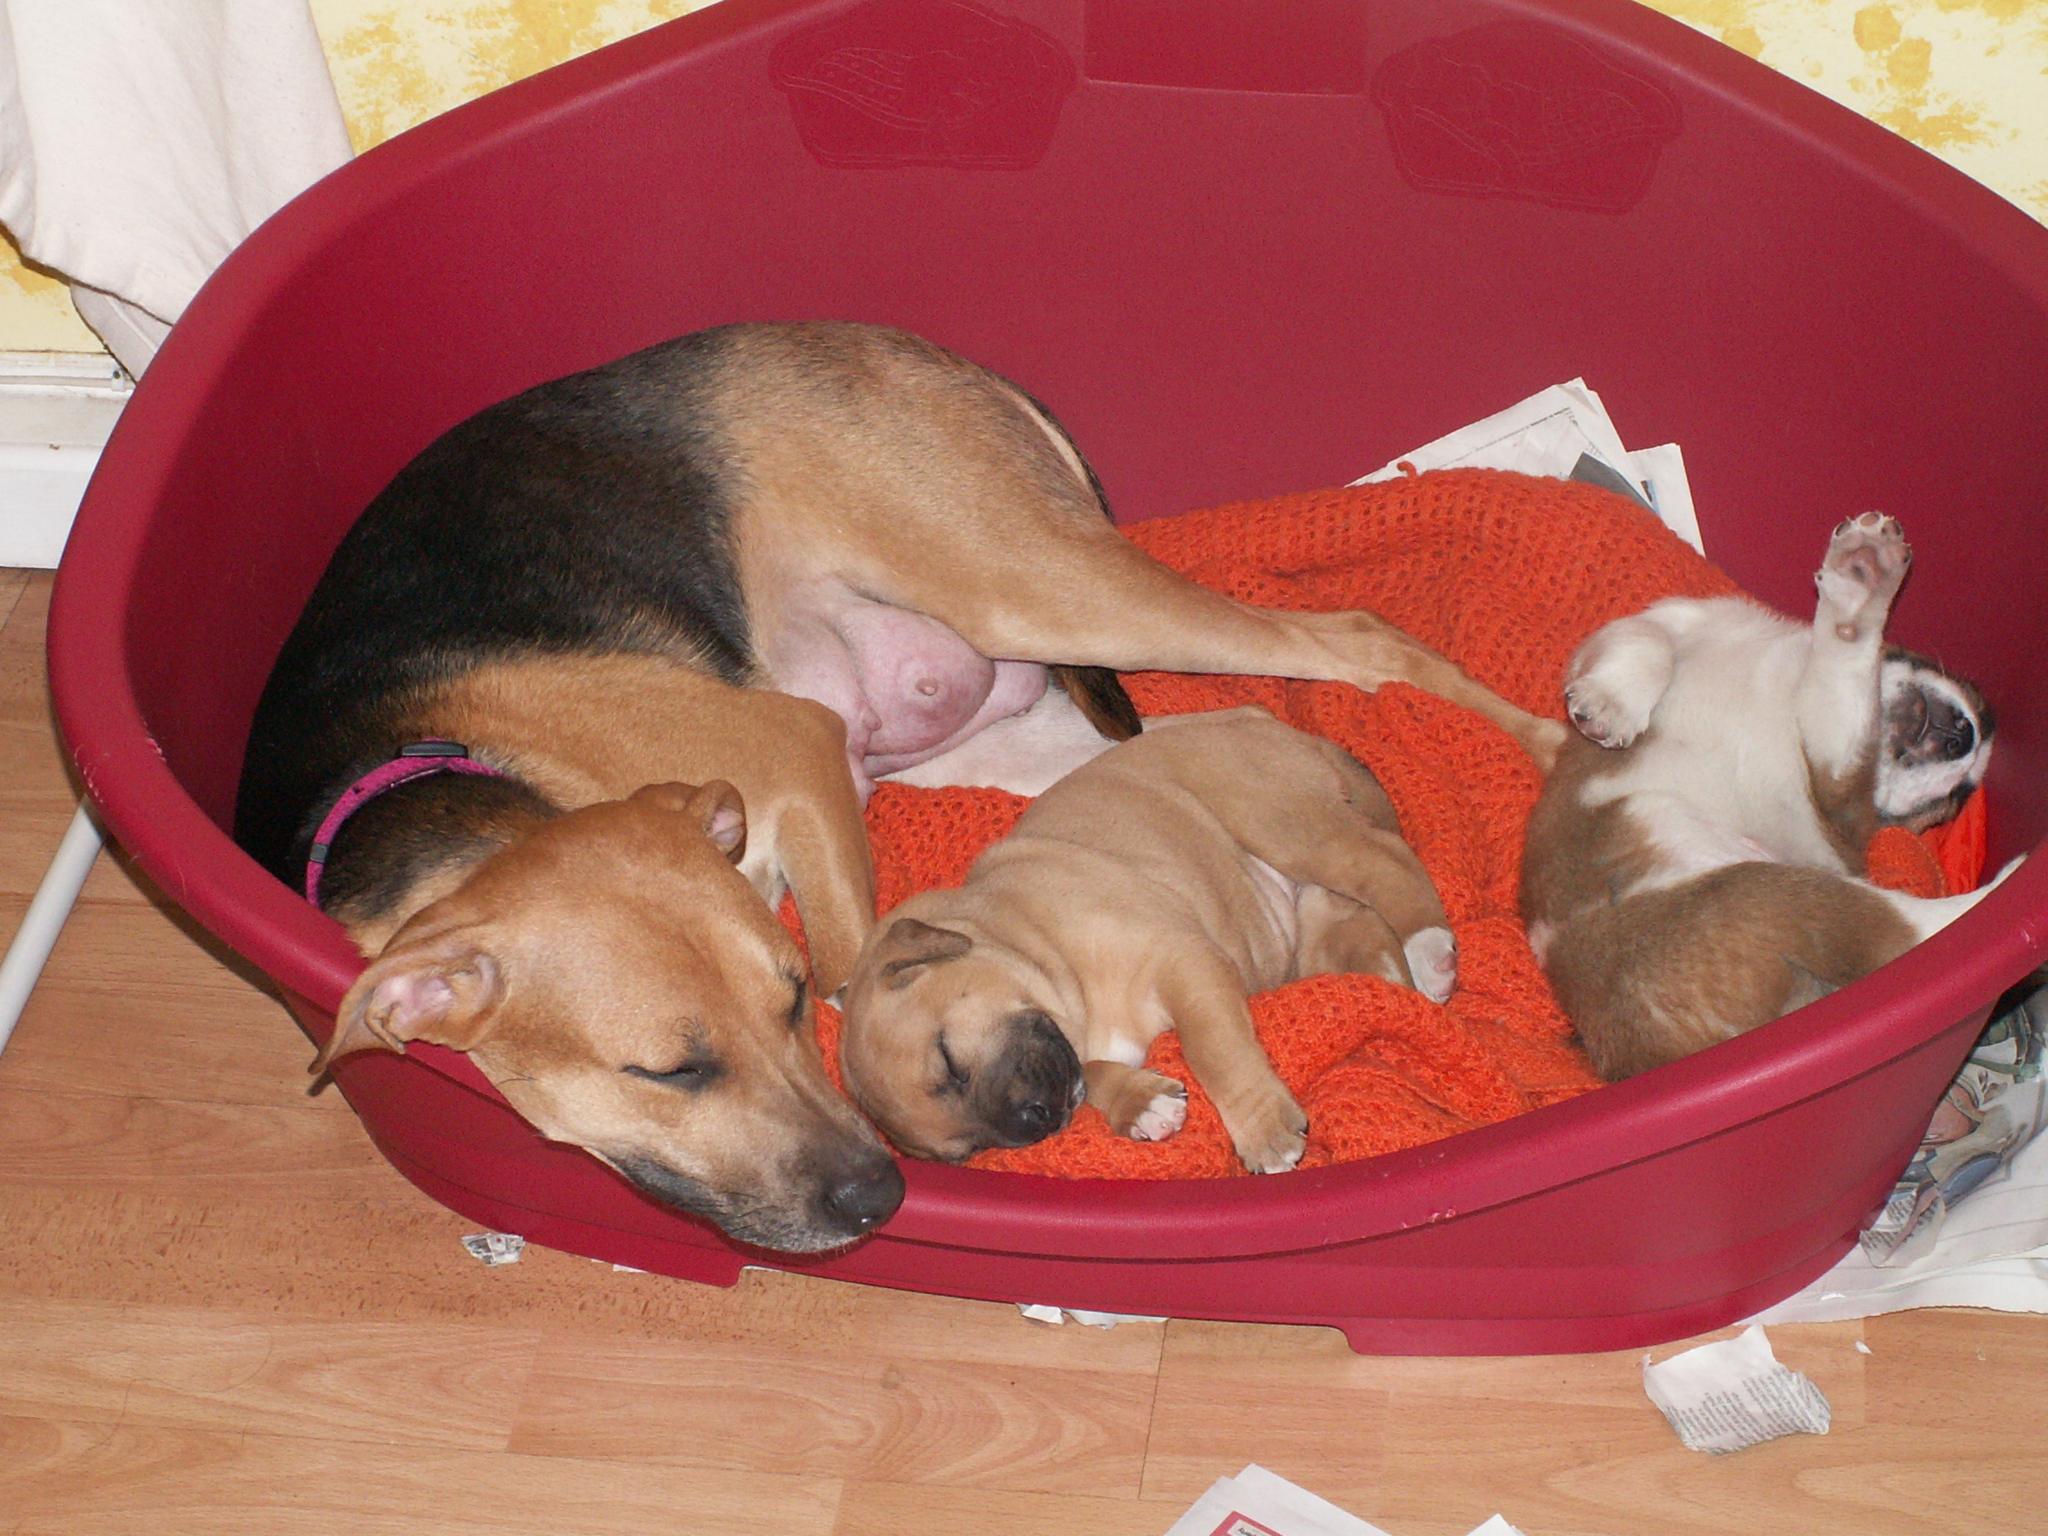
[1105,1070,1187,1142]
[1230,1090,1309,1175]
[1564,675,1653,750]
[1816,512,1910,638]
[1129,1090,1189,1142]
[1402,925,1458,1004]
[1242,1128,1307,1176]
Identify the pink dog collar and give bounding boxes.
[304,741,504,904]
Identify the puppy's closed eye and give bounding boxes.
[935,1035,970,1095]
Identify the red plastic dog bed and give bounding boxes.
[49,0,2048,1353]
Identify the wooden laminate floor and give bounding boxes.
[1,569,2041,1535]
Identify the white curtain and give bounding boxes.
[0,0,351,375]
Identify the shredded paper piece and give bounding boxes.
[460,1231,525,1267]
[1642,1326,1831,1454]
[1160,1464,1520,1536]
[1858,976,2046,1268]
[1017,1303,1167,1328]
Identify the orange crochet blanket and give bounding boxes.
[793,469,1983,1179]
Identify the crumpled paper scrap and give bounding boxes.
[1642,1325,1831,1453]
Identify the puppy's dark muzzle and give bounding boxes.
[982,1009,1084,1148]
[1892,682,1983,765]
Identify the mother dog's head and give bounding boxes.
[313,781,903,1253]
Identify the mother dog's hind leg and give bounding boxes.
[740,352,1567,769]
[917,524,1566,769]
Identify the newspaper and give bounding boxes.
[1858,974,2047,1267]
[1160,1464,1522,1536]
[1353,378,1702,555]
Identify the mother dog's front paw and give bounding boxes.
[1228,1088,1309,1174]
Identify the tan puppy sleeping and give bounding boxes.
[839,707,1457,1173]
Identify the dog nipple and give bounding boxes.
[916,677,940,697]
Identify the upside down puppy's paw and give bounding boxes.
[1817,513,1910,639]
[1564,672,1653,750]
[1561,621,1677,749]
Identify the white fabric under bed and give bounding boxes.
[0,0,350,373]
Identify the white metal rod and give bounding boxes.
[0,802,104,1055]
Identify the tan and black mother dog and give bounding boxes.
[237,323,1562,1252]
[839,708,1458,1173]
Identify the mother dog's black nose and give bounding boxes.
[821,1157,905,1231]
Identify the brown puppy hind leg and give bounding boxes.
[1160,944,1309,1173]
[1166,715,1458,1000]
[1548,863,1930,1080]
[1292,890,1415,989]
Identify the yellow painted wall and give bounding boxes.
[2,0,2044,356]
[311,0,716,153]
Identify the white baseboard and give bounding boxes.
[0,352,131,569]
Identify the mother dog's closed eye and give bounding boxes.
[238,322,1560,1250]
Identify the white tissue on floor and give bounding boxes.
[1642,1324,1831,1453]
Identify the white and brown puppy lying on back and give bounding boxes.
[839,708,1457,1173]
[1523,513,2001,1080]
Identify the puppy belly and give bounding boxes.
[1586,735,1855,893]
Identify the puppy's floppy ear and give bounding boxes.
[874,918,973,990]
[632,779,747,863]
[315,932,506,1078]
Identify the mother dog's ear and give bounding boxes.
[315,934,505,1078]
[874,918,973,990]
[632,779,747,863]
